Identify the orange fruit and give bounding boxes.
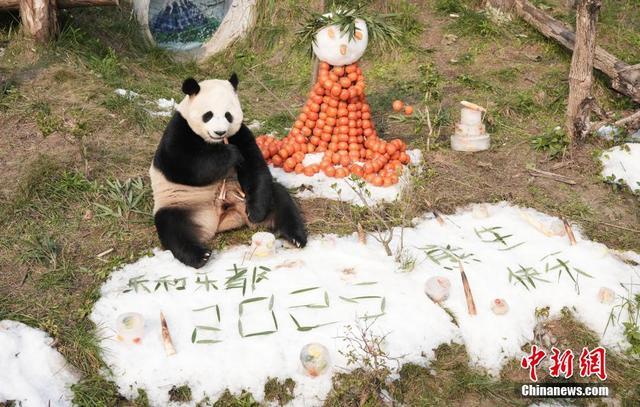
[324,166,336,177]
[392,100,404,112]
[332,66,345,77]
[404,105,414,116]
[285,157,296,167]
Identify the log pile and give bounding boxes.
[487,0,640,104]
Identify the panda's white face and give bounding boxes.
[177,77,243,144]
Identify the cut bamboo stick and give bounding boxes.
[160,312,176,356]
[528,167,577,185]
[459,261,477,316]
[426,200,446,226]
[562,218,577,245]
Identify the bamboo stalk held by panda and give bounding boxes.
[459,261,477,316]
[218,179,227,200]
[160,312,177,356]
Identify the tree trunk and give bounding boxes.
[565,0,601,141]
[491,0,640,104]
[199,0,257,60]
[19,0,59,43]
[1,0,117,11]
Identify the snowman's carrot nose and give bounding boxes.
[340,44,347,55]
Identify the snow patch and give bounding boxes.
[113,89,176,117]
[600,143,640,194]
[114,88,139,100]
[90,203,638,406]
[0,320,79,407]
[271,149,423,205]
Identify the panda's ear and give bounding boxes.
[182,78,200,96]
[229,73,239,91]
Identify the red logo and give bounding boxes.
[549,347,574,378]
[579,346,607,380]
[520,344,546,382]
[521,346,607,382]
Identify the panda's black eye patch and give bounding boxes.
[225,112,233,123]
[202,111,213,122]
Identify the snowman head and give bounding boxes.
[312,15,368,66]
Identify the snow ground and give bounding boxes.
[90,203,639,406]
[114,88,176,117]
[271,150,423,205]
[600,143,640,195]
[0,320,79,407]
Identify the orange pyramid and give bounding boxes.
[257,61,410,187]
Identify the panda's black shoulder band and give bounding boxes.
[229,73,239,91]
[182,78,200,96]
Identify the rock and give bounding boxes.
[424,276,451,303]
[597,287,615,304]
[491,298,509,315]
[471,204,490,219]
[300,343,330,377]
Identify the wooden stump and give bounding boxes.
[565,0,601,141]
[19,0,59,43]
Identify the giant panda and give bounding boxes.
[149,74,307,268]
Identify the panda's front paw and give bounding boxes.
[247,197,269,223]
[281,222,308,249]
[174,246,212,269]
[194,250,212,269]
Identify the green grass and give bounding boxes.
[169,385,193,402]
[393,344,523,406]
[263,378,296,406]
[133,389,150,407]
[71,375,122,407]
[531,126,569,159]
